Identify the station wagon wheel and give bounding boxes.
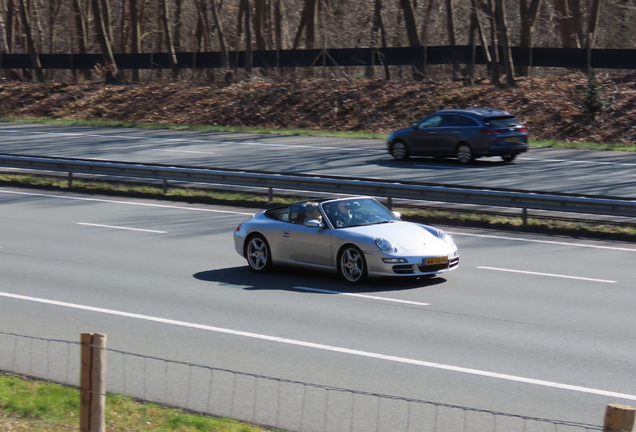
[338,245,367,284]
[501,154,517,162]
[391,141,409,161]
[246,234,272,272]
[456,144,474,164]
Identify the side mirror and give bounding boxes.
[392,211,402,220]
[304,219,324,228]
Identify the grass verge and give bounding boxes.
[0,372,280,431]
[2,172,636,242]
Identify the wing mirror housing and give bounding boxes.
[304,219,324,228]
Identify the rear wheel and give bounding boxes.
[456,144,474,164]
[501,154,517,162]
[338,245,367,284]
[390,141,409,161]
[246,235,272,272]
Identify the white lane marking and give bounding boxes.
[295,286,430,306]
[77,223,167,234]
[1,290,635,402]
[0,129,384,153]
[524,157,636,167]
[0,190,254,216]
[477,266,616,283]
[449,232,636,252]
[414,165,489,170]
[158,149,215,155]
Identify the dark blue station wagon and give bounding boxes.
[387,108,529,163]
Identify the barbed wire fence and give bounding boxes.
[0,331,605,432]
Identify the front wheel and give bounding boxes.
[501,154,517,162]
[246,235,272,272]
[456,144,474,164]
[390,141,409,161]
[338,245,367,284]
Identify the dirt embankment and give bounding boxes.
[0,73,635,144]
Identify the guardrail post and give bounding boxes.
[68,172,73,188]
[522,208,528,226]
[268,187,273,203]
[80,333,107,432]
[604,404,635,432]
[387,197,392,210]
[163,179,168,194]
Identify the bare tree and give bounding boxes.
[555,0,579,48]
[129,0,142,82]
[518,0,542,76]
[368,0,389,79]
[468,0,490,80]
[445,0,462,78]
[72,0,92,80]
[159,0,179,79]
[292,0,317,49]
[494,0,514,87]
[91,0,120,82]
[209,0,231,81]
[17,0,44,81]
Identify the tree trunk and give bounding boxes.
[468,0,490,80]
[91,0,119,82]
[445,0,462,78]
[253,0,266,50]
[17,0,43,82]
[398,0,420,47]
[368,0,389,80]
[159,0,179,79]
[292,0,317,49]
[129,0,141,82]
[555,0,579,48]
[72,0,92,80]
[398,0,424,79]
[494,0,514,87]
[518,0,541,76]
[210,0,231,81]
[587,0,601,48]
[241,0,252,77]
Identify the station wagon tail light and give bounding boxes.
[480,128,499,135]
[516,126,528,132]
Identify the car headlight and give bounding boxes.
[375,238,398,254]
[437,230,456,247]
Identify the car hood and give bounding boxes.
[340,222,447,250]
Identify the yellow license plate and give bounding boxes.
[425,256,448,265]
[506,137,518,143]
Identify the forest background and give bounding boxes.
[0,0,634,145]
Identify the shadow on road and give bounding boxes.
[193,266,446,294]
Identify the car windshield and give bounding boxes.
[485,116,521,128]
[322,198,399,228]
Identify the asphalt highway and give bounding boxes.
[1,187,635,431]
[1,123,636,197]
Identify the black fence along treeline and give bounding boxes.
[2,46,636,71]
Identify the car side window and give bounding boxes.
[440,115,461,127]
[417,115,443,129]
[457,115,479,126]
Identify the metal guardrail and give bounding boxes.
[1,154,636,220]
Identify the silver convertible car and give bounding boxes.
[233,197,459,284]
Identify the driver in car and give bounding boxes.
[332,201,354,227]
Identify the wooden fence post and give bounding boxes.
[80,333,107,432]
[604,404,635,432]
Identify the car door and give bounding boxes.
[411,115,462,155]
[279,204,333,267]
[407,114,443,155]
